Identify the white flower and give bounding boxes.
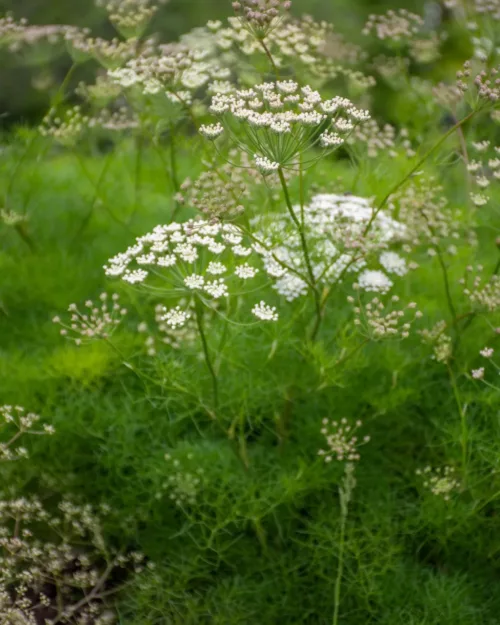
[357,270,393,293]
[379,251,408,276]
[161,306,191,329]
[204,279,228,299]
[252,301,279,321]
[480,347,494,358]
[254,154,280,174]
[277,80,299,94]
[199,122,224,140]
[207,240,226,254]
[333,118,354,131]
[233,245,252,257]
[157,254,177,267]
[206,261,227,275]
[476,176,490,188]
[472,367,485,379]
[108,67,140,88]
[471,193,489,206]
[137,253,156,266]
[181,68,209,89]
[319,131,344,148]
[472,140,490,152]
[235,264,259,279]
[184,274,205,290]
[175,243,198,263]
[123,269,148,284]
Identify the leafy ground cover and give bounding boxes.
[2,1,500,624]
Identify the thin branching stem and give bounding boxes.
[259,38,280,79]
[332,512,346,625]
[278,167,323,340]
[369,109,478,229]
[447,363,468,480]
[194,298,219,411]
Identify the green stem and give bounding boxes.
[447,363,468,480]
[278,167,323,340]
[333,511,346,625]
[260,38,280,79]
[131,134,144,222]
[169,122,180,193]
[335,338,370,369]
[372,109,478,226]
[436,247,458,332]
[14,223,36,252]
[194,299,219,411]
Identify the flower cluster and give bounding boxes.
[89,106,141,134]
[39,106,89,146]
[461,265,500,312]
[0,496,146,624]
[76,73,123,105]
[349,294,422,340]
[419,320,452,363]
[349,120,415,159]
[178,168,247,221]
[446,0,500,20]
[162,453,204,506]
[104,218,265,322]
[0,405,55,462]
[0,15,70,54]
[362,9,424,42]
[318,418,370,463]
[232,0,292,38]
[391,177,477,254]
[252,300,278,321]
[108,39,229,103]
[446,59,500,108]
[138,302,199,355]
[205,82,370,169]
[470,346,500,381]
[53,293,127,345]
[416,466,460,501]
[466,140,500,206]
[214,12,364,80]
[253,193,407,301]
[96,0,169,38]
[66,30,142,68]
[0,208,27,227]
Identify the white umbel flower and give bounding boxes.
[379,251,408,276]
[161,306,191,329]
[319,131,344,148]
[254,154,280,174]
[199,122,224,139]
[252,301,279,321]
[235,264,259,279]
[123,269,148,284]
[357,270,393,293]
[206,261,227,275]
[204,279,229,298]
[184,274,205,289]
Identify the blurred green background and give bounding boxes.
[0,0,424,126]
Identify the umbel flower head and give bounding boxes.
[53,293,127,345]
[232,0,292,40]
[108,39,230,107]
[203,81,370,172]
[252,193,407,301]
[104,218,269,324]
[96,0,169,38]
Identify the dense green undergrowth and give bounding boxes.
[3,1,500,624]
